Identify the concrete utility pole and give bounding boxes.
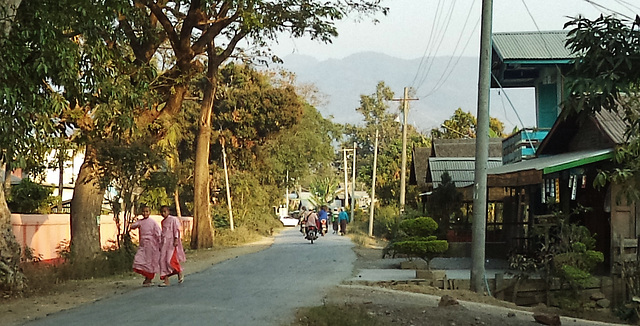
[368,128,379,237]
[392,88,418,215]
[350,142,356,222]
[222,142,234,231]
[471,0,493,293]
[343,149,350,208]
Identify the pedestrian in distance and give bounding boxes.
[158,206,186,287]
[338,207,350,236]
[131,205,161,287]
[331,207,339,234]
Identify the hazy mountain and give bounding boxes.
[275,52,536,133]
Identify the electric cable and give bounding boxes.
[419,1,480,96]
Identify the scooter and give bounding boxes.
[320,219,328,236]
[306,225,318,244]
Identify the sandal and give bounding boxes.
[158,283,169,287]
[178,273,184,284]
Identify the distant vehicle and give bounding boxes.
[279,216,299,227]
[276,206,298,227]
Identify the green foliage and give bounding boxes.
[426,171,462,236]
[430,108,505,139]
[343,82,429,207]
[386,216,449,267]
[564,15,640,203]
[398,216,438,237]
[508,206,604,306]
[7,179,55,213]
[372,205,400,239]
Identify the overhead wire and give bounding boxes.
[583,0,634,20]
[414,0,480,97]
[411,0,446,88]
[413,1,457,90]
[421,15,481,97]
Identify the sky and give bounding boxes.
[271,0,638,60]
[267,0,639,132]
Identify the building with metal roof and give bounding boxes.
[428,157,503,188]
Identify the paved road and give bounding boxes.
[25,228,355,326]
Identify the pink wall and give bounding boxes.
[11,214,193,262]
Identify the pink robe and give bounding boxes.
[132,217,161,276]
[159,215,186,278]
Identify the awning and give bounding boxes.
[487,148,614,187]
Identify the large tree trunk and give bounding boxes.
[190,46,217,249]
[70,144,104,260]
[0,163,24,291]
[0,0,25,293]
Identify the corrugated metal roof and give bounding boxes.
[429,157,503,188]
[487,149,613,175]
[432,138,503,157]
[594,109,627,145]
[493,31,576,61]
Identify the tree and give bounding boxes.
[386,216,449,269]
[344,82,429,207]
[430,108,505,139]
[563,15,640,202]
[427,172,463,238]
[127,1,387,249]
[0,0,89,291]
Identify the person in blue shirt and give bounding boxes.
[338,207,350,235]
[317,205,329,236]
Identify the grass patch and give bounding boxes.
[291,304,383,326]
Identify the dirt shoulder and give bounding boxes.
[0,236,274,326]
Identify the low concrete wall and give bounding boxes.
[11,213,193,262]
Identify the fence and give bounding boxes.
[11,213,193,263]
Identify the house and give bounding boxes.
[409,139,507,245]
[492,30,577,163]
[487,108,633,275]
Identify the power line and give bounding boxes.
[415,1,480,98]
[413,1,458,90]
[583,0,634,20]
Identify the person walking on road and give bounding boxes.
[331,208,339,234]
[131,205,161,287]
[158,206,186,287]
[338,207,350,236]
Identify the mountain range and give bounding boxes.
[275,52,537,134]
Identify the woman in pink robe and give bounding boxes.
[158,206,186,286]
[131,206,161,286]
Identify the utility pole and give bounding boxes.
[222,142,234,231]
[343,149,350,208]
[368,128,379,237]
[392,88,418,215]
[350,142,356,222]
[471,0,493,293]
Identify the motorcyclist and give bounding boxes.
[305,209,318,239]
[300,206,310,235]
[317,205,329,236]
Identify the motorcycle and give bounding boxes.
[320,219,328,236]
[305,225,318,244]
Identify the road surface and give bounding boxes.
[25,228,355,326]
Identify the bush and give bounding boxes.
[385,216,449,268]
[8,178,55,213]
[398,216,438,237]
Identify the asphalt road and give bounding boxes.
[25,228,355,326]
